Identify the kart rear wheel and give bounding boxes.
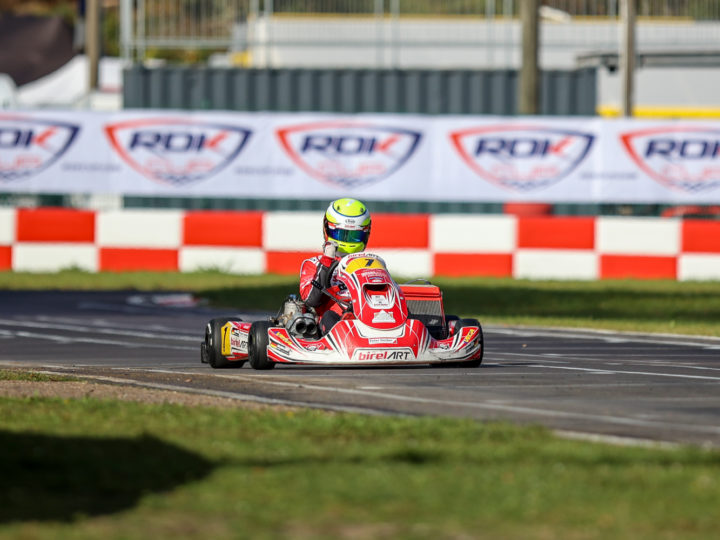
[248,321,276,370]
[203,318,245,369]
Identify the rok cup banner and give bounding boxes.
[2,110,720,204]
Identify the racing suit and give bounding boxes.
[299,242,351,334]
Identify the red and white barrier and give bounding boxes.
[1,207,719,280]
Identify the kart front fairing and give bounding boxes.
[265,317,483,366]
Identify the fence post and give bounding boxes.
[620,0,636,117]
[86,0,100,91]
[120,0,133,61]
[519,0,540,115]
[375,0,384,68]
[390,0,400,68]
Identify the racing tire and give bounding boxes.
[203,318,245,369]
[248,320,276,371]
[458,318,484,368]
[432,318,483,368]
[445,315,461,338]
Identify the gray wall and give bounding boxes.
[123,66,596,115]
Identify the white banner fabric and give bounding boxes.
[2,110,720,203]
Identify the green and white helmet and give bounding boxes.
[323,198,371,255]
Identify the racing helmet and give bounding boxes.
[323,198,371,255]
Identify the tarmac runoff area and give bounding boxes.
[1,290,719,448]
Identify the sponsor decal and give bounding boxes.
[450,125,594,191]
[463,328,478,343]
[368,337,398,345]
[230,336,247,352]
[372,310,396,324]
[0,116,80,181]
[353,348,414,362]
[272,330,294,347]
[221,322,234,356]
[105,118,251,185]
[344,257,386,275]
[621,126,720,192]
[366,294,392,308]
[276,122,422,188]
[269,342,290,353]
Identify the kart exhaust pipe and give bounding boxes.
[304,319,318,336]
[289,314,318,337]
[295,319,307,334]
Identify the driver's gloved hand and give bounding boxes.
[320,241,338,267]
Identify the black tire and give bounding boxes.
[432,318,483,368]
[203,318,245,369]
[458,318,483,368]
[445,314,461,338]
[248,320,276,370]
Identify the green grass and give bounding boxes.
[0,369,76,382]
[433,277,720,337]
[1,395,720,539]
[3,270,718,337]
[0,269,295,292]
[2,274,720,536]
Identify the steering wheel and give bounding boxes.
[322,259,340,290]
[312,259,352,313]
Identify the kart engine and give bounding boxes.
[278,295,318,338]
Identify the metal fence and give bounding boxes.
[122,65,597,115]
[120,1,720,68]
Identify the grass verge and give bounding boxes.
[0,369,77,383]
[2,394,720,539]
[2,270,718,336]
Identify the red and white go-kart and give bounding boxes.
[201,252,483,370]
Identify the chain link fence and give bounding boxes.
[120,1,720,68]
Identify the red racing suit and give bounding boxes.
[299,253,351,320]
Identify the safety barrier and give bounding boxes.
[1,207,719,281]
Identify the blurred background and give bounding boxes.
[2,1,720,217]
[3,1,720,111]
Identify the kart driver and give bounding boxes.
[300,198,372,334]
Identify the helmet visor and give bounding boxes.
[326,227,369,245]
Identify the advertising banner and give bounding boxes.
[2,110,720,203]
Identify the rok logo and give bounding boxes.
[621,127,720,192]
[450,125,594,191]
[0,116,79,181]
[105,118,252,185]
[276,122,422,188]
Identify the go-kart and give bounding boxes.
[201,252,483,369]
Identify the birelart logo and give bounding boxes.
[621,126,720,192]
[450,125,594,191]
[0,116,80,181]
[105,118,252,185]
[276,122,422,188]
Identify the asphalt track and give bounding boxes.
[1,290,719,448]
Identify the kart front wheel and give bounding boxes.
[432,318,483,368]
[203,318,245,369]
[248,321,276,370]
[458,318,483,368]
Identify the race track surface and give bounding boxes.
[1,290,719,447]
